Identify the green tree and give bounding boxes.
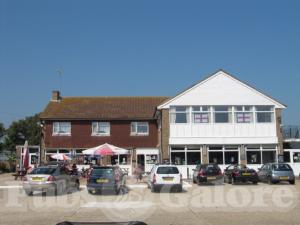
[0,122,5,151]
[4,114,40,152]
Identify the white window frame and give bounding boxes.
[169,106,190,124]
[213,106,233,124]
[255,106,275,123]
[234,106,254,123]
[53,122,71,136]
[130,122,149,136]
[192,106,211,124]
[92,122,110,136]
[245,144,278,165]
[170,145,202,165]
[207,145,240,165]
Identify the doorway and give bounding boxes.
[137,154,145,172]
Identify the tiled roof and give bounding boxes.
[40,96,170,120]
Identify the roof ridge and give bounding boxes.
[62,96,170,99]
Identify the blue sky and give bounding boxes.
[0,0,299,127]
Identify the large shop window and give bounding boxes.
[92,122,110,136]
[234,106,253,123]
[170,106,190,124]
[53,122,71,135]
[293,152,300,163]
[171,152,185,165]
[247,151,261,164]
[131,122,149,135]
[255,106,274,123]
[187,152,201,165]
[262,151,276,163]
[225,152,239,164]
[192,106,210,123]
[214,106,232,123]
[209,151,223,164]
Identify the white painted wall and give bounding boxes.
[159,71,285,109]
[169,123,278,145]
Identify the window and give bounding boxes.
[262,151,276,163]
[187,152,201,165]
[53,122,71,135]
[92,122,110,136]
[170,106,190,123]
[209,151,223,164]
[283,151,290,163]
[293,152,300,163]
[171,152,185,165]
[214,106,232,123]
[191,106,211,123]
[131,122,149,135]
[246,151,261,164]
[225,152,239,164]
[234,106,253,123]
[255,106,274,123]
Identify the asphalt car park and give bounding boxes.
[1,172,300,225]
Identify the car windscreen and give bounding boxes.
[157,167,179,174]
[204,164,220,172]
[30,167,56,175]
[272,164,292,171]
[91,168,114,177]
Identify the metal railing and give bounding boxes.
[283,126,300,140]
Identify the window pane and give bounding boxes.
[131,122,137,133]
[53,122,59,133]
[244,106,252,111]
[257,112,273,123]
[256,106,273,111]
[262,151,276,163]
[215,106,229,111]
[236,112,252,123]
[215,112,231,123]
[175,106,188,112]
[187,152,201,165]
[137,122,148,134]
[225,151,239,164]
[175,113,189,123]
[209,146,223,150]
[247,145,260,150]
[171,146,185,151]
[247,151,261,164]
[192,106,200,111]
[293,152,300,163]
[235,106,243,111]
[171,152,185,165]
[193,113,209,123]
[99,123,110,134]
[202,106,209,112]
[209,151,223,164]
[283,151,290,163]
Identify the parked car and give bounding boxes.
[148,164,182,192]
[258,163,295,185]
[192,164,223,185]
[224,164,258,184]
[23,165,80,196]
[86,166,126,195]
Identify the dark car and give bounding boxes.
[224,164,258,185]
[87,166,126,194]
[192,164,223,185]
[258,163,295,185]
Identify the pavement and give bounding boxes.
[0,173,300,225]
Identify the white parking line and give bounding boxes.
[0,185,22,189]
[82,201,154,208]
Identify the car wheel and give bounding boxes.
[232,178,236,185]
[268,177,274,185]
[25,190,33,196]
[76,181,80,190]
[88,190,94,195]
[115,187,120,195]
[193,178,196,184]
[253,181,258,185]
[289,180,295,185]
[228,177,232,184]
[151,185,156,193]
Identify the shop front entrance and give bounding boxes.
[136,148,159,173]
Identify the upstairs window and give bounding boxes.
[214,106,232,123]
[192,106,210,123]
[170,106,190,124]
[92,122,110,136]
[131,122,149,136]
[255,106,274,123]
[53,122,71,136]
[235,106,253,123]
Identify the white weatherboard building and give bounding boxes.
[158,70,286,178]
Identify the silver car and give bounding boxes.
[23,165,80,196]
[258,163,295,185]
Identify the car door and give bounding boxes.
[258,164,267,181]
